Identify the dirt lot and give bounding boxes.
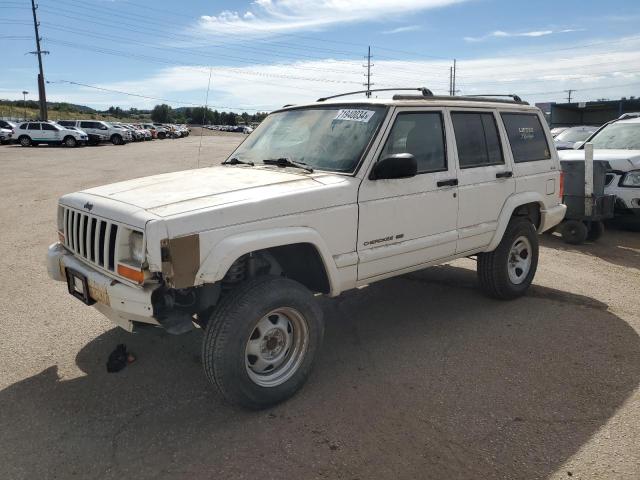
[1,136,639,480]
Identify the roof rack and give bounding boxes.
[462,94,525,103]
[317,87,433,102]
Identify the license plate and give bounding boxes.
[65,268,96,305]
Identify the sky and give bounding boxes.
[2,0,640,113]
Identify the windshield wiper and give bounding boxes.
[224,157,254,166]
[262,157,314,173]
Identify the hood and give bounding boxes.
[78,165,356,219]
[558,149,640,172]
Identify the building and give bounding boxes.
[537,98,640,127]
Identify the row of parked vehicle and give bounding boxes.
[0,119,190,147]
[204,124,253,134]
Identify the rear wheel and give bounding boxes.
[19,135,31,147]
[477,217,539,300]
[560,219,588,245]
[202,275,324,409]
[158,132,166,139]
[64,136,77,147]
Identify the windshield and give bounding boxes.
[555,128,596,143]
[589,122,640,150]
[228,105,388,172]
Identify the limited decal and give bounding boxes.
[518,127,535,140]
[334,109,376,122]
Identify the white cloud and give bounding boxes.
[382,25,422,35]
[196,0,467,39]
[465,28,582,42]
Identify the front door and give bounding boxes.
[357,108,459,281]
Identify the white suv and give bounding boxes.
[58,120,132,145]
[14,121,88,147]
[47,90,566,409]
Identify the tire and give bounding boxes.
[202,275,324,409]
[110,134,123,145]
[19,135,32,147]
[586,221,605,241]
[560,219,588,245]
[158,132,166,139]
[63,136,77,148]
[477,217,539,300]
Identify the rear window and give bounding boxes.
[501,113,551,163]
[451,112,503,168]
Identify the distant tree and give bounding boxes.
[151,104,173,123]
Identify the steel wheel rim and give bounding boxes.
[508,235,532,285]
[245,307,309,388]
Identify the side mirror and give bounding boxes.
[370,153,417,180]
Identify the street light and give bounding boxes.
[22,91,29,120]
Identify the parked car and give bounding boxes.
[47,90,566,409]
[140,124,158,139]
[559,115,640,227]
[152,123,170,139]
[0,127,13,144]
[0,120,17,144]
[550,127,569,137]
[57,125,106,147]
[57,120,131,145]
[554,125,598,150]
[14,121,88,147]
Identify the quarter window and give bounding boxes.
[451,112,503,168]
[501,113,551,163]
[379,112,446,173]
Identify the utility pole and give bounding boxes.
[452,59,457,96]
[30,0,48,121]
[363,46,374,98]
[449,67,453,96]
[565,89,574,103]
[22,91,29,120]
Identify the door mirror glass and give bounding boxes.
[371,153,417,180]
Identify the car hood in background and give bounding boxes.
[558,149,640,172]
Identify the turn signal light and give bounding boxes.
[117,263,145,284]
[558,171,565,199]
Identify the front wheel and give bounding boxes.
[202,275,324,409]
[64,136,77,147]
[110,134,123,145]
[477,217,539,300]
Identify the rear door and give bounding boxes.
[450,109,515,252]
[27,122,42,141]
[357,107,459,281]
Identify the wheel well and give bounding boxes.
[63,135,75,141]
[512,202,541,229]
[223,243,331,294]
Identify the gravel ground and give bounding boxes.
[0,136,639,480]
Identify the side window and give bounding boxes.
[501,113,551,163]
[80,121,93,128]
[27,123,41,130]
[41,123,57,131]
[379,112,446,173]
[19,123,28,129]
[451,112,503,168]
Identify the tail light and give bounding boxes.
[558,171,565,200]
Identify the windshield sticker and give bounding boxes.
[334,109,376,122]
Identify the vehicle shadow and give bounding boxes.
[541,224,640,270]
[1,266,638,480]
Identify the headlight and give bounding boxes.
[621,171,640,187]
[130,231,145,263]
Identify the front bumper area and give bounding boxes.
[47,242,159,332]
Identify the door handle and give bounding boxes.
[496,171,513,178]
[437,178,458,187]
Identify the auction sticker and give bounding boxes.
[334,109,376,122]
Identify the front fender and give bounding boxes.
[195,227,342,296]
[484,192,546,252]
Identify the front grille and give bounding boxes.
[62,207,119,273]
